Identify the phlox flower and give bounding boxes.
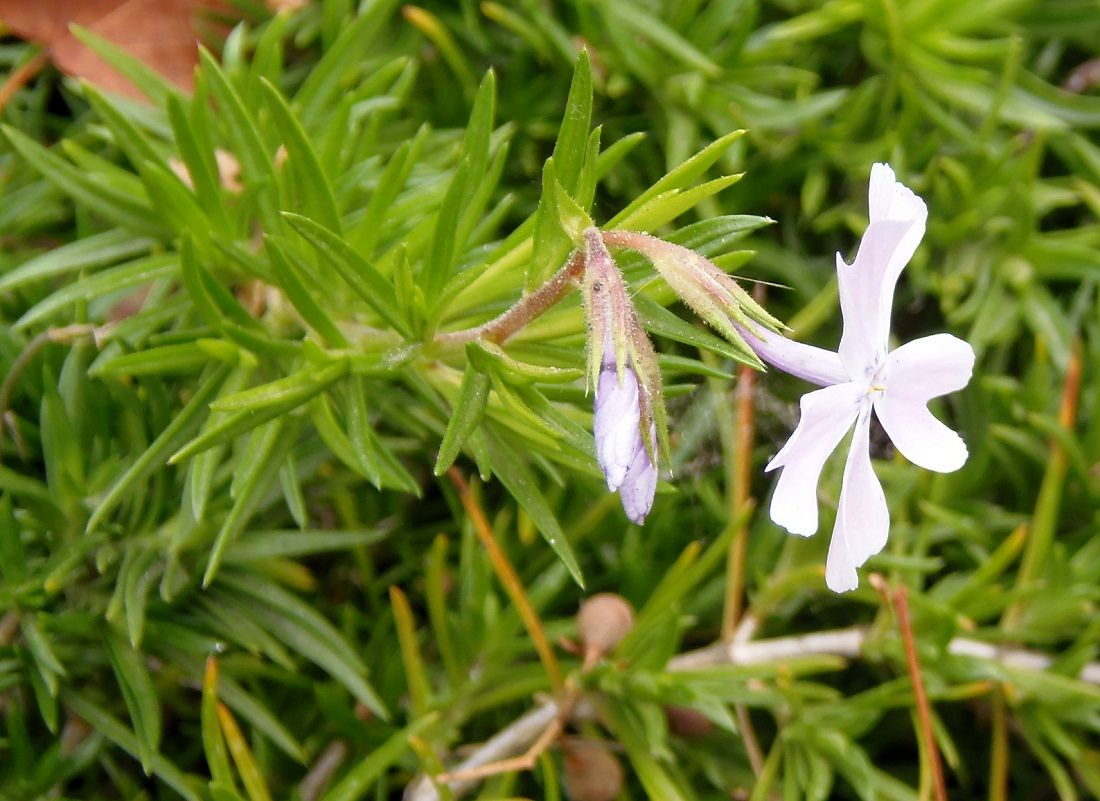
[744,164,975,591]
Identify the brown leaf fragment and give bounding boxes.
[0,0,228,100]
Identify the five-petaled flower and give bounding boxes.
[743,164,975,591]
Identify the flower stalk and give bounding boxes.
[434,250,585,348]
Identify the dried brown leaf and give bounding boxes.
[0,0,228,99]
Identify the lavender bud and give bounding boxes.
[582,227,664,525]
[617,425,657,524]
[593,341,642,492]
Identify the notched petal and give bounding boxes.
[868,163,927,227]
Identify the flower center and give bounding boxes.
[865,362,889,398]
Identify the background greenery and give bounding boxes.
[1,0,1098,799]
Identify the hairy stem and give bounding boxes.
[435,251,584,348]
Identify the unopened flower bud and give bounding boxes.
[582,228,667,524]
[563,741,623,801]
[601,229,779,360]
[593,340,658,523]
[577,593,634,668]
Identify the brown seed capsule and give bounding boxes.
[665,705,713,738]
[563,741,623,801]
[576,593,634,668]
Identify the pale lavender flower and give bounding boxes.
[748,164,975,591]
[593,335,658,524]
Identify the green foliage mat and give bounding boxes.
[1,1,1099,799]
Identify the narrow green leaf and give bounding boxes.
[554,177,594,244]
[344,378,421,494]
[552,50,593,195]
[278,454,308,529]
[266,239,350,347]
[184,366,251,520]
[529,158,571,286]
[217,702,273,801]
[609,0,721,75]
[434,362,491,475]
[225,529,388,562]
[601,698,689,801]
[615,173,744,231]
[248,12,288,105]
[348,125,427,256]
[90,343,219,378]
[169,391,300,465]
[424,535,462,686]
[607,130,746,228]
[390,586,430,717]
[39,363,83,501]
[217,674,306,763]
[217,575,389,720]
[137,159,215,236]
[71,27,180,106]
[24,650,59,733]
[260,79,342,232]
[64,691,201,801]
[81,84,167,171]
[87,363,233,534]
[203,418,289,587]
[283,212,408,335]
[0,495,27,584]
[167,95,233,237]
[0,466,52,505]
[468,341,583,384]
[124,548,159,648]
[393,244,427,337]
[422,158,470,309]
[310,391,376,483]
[104,628,161,774]
[21,617,66,681]
[15,254,176,331]
[0,229,152,295]
[482,425,584,587]
[320,715,436,801]
[198,48,280,233]
[179,234,224,328]
[595,131,647,178]
[2,125,164,237]
[575,125,602,211]
[294,0,403,126]
[463,70,497,182]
